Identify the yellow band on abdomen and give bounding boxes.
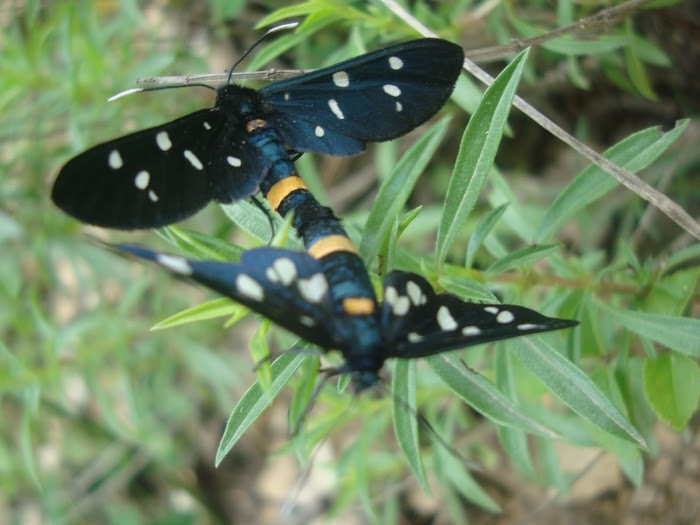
[265,176,308,210]
[342,297,376,316]
[307,235,359,259]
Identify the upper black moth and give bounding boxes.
[52,39,465,229]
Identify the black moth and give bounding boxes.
[119,245,579,391]
[52,39,465,229]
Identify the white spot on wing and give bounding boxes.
[270,257,296,286]
[383,84,401,97]
[395,101,403,112]
[283,92,290,100]
[156,254,192,275]
[406,281,426,306]
[384,286,398,305]
[497,310,515,324]
[298,273,328,303]
[236,274,264,301]
[407,332,423,343]
[183,150,204,170]
[484,306,499,315]
[299,315,315,327]
[156,131,172,151]
[437,306,458,331]
[315,126,325,137]
[388,56,404,70]
[392,296,410,316]
[227,156,242,167]
[328,99,345,120]
[517,323,540,330]
[148,190,159,202]
[203,121,211,130]
[332,71,349,87]
[108,150,123,169]
[134,170,150,189]
[462,326,482,336]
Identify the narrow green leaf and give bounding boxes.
[484,244,560,277]
[392,359,429,493]
[288,355,320,432]
[152,298,245,330]
[427,353,559,438]
[436,50,529,268]
[596,300,700,357]
[534,120,689,242]
[509,337,647,449]
[644,353,700,430]
[624,19,656,100]
[216,352,305,465]
[221,200,303,250]
[434,442,500,511]
[435,275,498,303]
[494,346,536,477]
[465,203,508,268]
[160,226,242,261]
[535,436,567,492]
[250,322,272,389]
[665,243,700,273]
[360,117,450,265]
[643,267,699,315]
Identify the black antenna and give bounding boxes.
[226,21,300,83]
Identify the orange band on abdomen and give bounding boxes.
[307,235,359,259]
[265,176,308,211]
[342,297,376,316]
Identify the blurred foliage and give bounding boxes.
[1,0,698,523]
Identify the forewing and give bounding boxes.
[380,271,578,358]
[119,245,341,349]
[52,108,270,229]
[259,39,464,155]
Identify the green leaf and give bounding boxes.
[644,353,700,431]
[509,337,647,449]
[427,353,559,438]
[159,226,243,260]
[392,359,429,493]
[436,50,529,268]
[436,275,498,303]
[152,298,245,330]
[534,120,689,242]
[250,322,272,389]
[624,19,656,100]
[643,267,700,315]
[464,203,508,269]
[665,243,700,273]
[360,117,450,265]
[484,244,560,277]
[288,354,320,433]
[596,300,700,357]
[434,440,500,511]
[215,352,305,465]
[221,200,303,249]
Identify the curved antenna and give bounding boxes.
[226,21,299,83]
[108,83,216,102]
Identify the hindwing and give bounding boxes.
[380,271,578,358]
